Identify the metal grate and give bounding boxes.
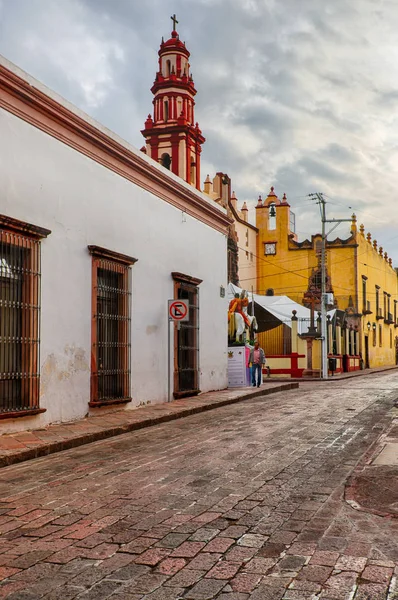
[92,258,131,404]
[176,284,199,394]
[0,231,41,413]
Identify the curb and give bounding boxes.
[0,382,299,469]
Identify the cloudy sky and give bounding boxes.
[1,0,398,260]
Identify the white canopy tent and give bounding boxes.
[228,283,336,335]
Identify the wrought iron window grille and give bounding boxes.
[89,246,136,407]
[0,226,48,416]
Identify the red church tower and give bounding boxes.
[141,15,205,190]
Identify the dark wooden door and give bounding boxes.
[174,284,199,398]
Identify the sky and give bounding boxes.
[1,0,398,261]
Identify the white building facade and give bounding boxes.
[0,57,230,433]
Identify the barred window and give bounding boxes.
[88,246,137,407]
[0,216,50,417]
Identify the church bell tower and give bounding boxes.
[141,15,205,190]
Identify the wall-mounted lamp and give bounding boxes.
[372,323,377,331]
[367,321,371,331]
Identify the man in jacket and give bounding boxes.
[248,341,266,388]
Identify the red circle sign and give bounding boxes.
[169,300,188,320]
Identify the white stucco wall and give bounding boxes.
[0,107,228,433]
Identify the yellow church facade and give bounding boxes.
[254,187,398,370]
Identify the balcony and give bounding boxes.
[376,308,384,320]
[385,312,394,325]
[362,300,372,315]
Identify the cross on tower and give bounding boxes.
[171,14,178,30]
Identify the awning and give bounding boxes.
[228,284,335,334]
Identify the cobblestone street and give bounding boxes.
[0,374,397,599]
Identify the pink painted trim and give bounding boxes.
[0,64,230,234]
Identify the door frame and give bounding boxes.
[172,272,202,399]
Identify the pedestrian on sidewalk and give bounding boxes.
[248,341,266,388]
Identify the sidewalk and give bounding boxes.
[0,382,298,469]
[267,364,398,382]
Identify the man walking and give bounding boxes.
[248,341,266,388]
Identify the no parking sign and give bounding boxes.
[168,299,189,321]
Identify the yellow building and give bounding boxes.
[254,187,398,369]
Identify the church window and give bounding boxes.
[166,59,171,77]
[161,153,171,170]
[164,100,169,122]
[88,246,136,407]
[190,158,195,184]
[0,216,50,417]
[376,286,380,317]
[268,203,276,230]
[362,276,367,313]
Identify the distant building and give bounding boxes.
[254,187,398,370]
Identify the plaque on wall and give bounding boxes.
[228,347,247,387]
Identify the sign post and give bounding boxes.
[167,300,189,402]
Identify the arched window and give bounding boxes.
[166,60,171,77]
[161,153,171,170]
[164,100,169,122]
[266,288,274,296]
[268,202,276,230]
[190,158,195,184]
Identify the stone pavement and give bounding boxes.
[0,383,297,468]
[0,373,397,599]
[346,413,398,519]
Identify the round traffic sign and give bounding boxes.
[169,300,189,321]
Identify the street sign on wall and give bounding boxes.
[168,299,189,322]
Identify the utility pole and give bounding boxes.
[309,193,352,380]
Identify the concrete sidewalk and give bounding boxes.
[0,382,298,469]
